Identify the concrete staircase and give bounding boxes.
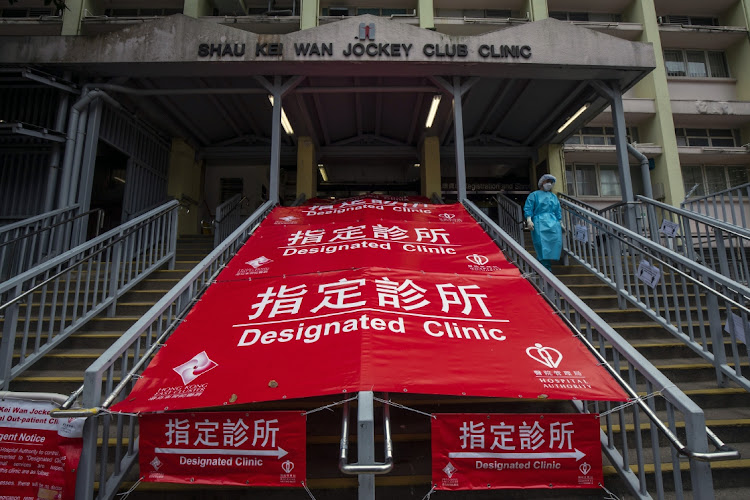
[8,235,215,396]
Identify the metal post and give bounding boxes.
[107,228,123,317]
[168,207,178,270]
[609,87,637,231]
[683,408,715,500]
[76,101,103,245]
[358,391,375,500]
[45,85,71,212]
[269,77,282,205]
[705,276,728,388]
[452,76,467,201]
[0,286,21,390]
[611,238,627,310]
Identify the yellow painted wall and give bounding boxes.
[296,137,317,199]
[420,136,441,197]
[167,139,204,236]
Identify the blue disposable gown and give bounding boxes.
[523,190,562,261]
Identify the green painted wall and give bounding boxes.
[61,0,101,35]
[524,0,548,20]
[184,0,214,18]
[300,0,320,29]
[418,0,435,29]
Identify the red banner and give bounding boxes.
[112,268,626,413]
[0,399,84,500]
[432,413,602,490]
[218,218,517,281]
[139,411,305,486]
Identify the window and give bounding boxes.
[564,126,638,146]
[435,9,512,18]
[681,165,750,197]
[663,50,729,78]
[104,8,182,16]
[660,15,719,26]
[219,178,243,203]
[550,12,622,22]
[566,164,645,198]
[675,128,739,148]
[1,7,59,17]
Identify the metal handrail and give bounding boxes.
[0,208,102,250]
[214,195,248,222]
[0,203,175,312]
[681,182,750,228]
[339,394,394,475]
[0,205,79,236]
[560,198,750,393]
[62,200,274,500]
[465,199,738,462]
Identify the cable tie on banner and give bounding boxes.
[421,485,437,500]
[302,396,358,416]
[302,481,317,499]
[117,476,143,499]
[373,396,435,418]
[100,408,141,418]
[599,482,621,500]
[598,391,663,418]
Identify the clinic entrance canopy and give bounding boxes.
[0,15,656,161]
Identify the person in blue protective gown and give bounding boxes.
[523,174,562,272]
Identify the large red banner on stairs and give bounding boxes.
[113,196,626,413]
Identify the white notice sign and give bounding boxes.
[724,312,748,344]
[574,224,588,243]
[659,219,679,238]
[637,260,662,289]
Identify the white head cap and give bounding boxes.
[538,174,557,189]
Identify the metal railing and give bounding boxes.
[0,200,179,391]
[0,205,92,281]
[59,200,273,500]
[560,198,750,395]
[636,195,750,286]
[558,194,648,236]
[213,194,248,247]
[465,199,736,500]
[681,182,750,228]
[495,193,524,246]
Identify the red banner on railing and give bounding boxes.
[432,413,602,490]
[139,411,306,487]
[0,400,84,500]
[112,267,627,413]
[218,218,516,281]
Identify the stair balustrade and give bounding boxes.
[0,200,179,391]
[681,182,750,228]
[560,199,750,396]
[213,193,249,247]
[54,200,273,500]
[468,198,739,500]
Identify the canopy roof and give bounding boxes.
[0,15,655,164]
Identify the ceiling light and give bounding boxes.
[557,104,589,134]
[413,163,421,168]
[318,164,328,182]
[113,176,126,184]
[268,95,294,135]
[425,95,442,128]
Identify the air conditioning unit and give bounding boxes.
[657,16,664,24]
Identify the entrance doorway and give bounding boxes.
[90,142,127,233]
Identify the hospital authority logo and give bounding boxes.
[438,213,463,223]
[236,255,272,276]
[357,22,375,41]
[280,459,297,484]
[173,351,218,385]
[526,343,562,368]
[466,254,501,272]
[578,462,594,485]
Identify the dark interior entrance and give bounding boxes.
[90,142,128,232]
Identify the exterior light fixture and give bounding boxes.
[557,104,589,134]
[413,163,421,168]
[318,164,328,182]
[268,95,294,135]
[425,95,442,128]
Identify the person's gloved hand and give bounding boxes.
[526,217,534,231]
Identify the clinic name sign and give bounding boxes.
[198,23,531,60]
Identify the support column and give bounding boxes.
[524,0,548,20]
[452,77,467,201]
[167,139,203,236]
[61,0,102,35]
[418,0,434,29]
[357,391,375,500]
[420,136,441,198]
[269,78,282,205]
[184,0,214,18]
[535,144,565,194]
[296,136,317,199]
[300,0,319,29]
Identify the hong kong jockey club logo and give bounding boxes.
[279,216,298,223]
[526,343,563,369]
[150,456,162,471]
[246,256,272,269]
[466,254,489,266]
[281,460,295,473]
[173,351,218,385]
[579,462,591,475]
[442,462,457,478]
[358,22,375,41]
